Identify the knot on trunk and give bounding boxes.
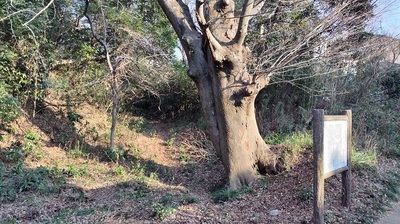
[231,87,252,107]
[216,0,233,13]
[215,59,233,74]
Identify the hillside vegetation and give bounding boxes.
[1,87,400,223]
[1,0,400,223]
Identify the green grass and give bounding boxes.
[164,137,175,146]
[151,193,180,221]
[257,177,270,188]
[49,207,98,223]
[180,194,200,204]
[281,131,313,150]
[298,187,312,203]
[114,165,127,177]
[265,131,312,170]
[129,117,147,133]
[212,186,254,203]
[68,148,88,159]
[263,132,287,145]
[351,148,377,170]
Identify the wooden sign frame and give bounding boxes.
[313,109,352,224]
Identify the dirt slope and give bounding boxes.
[1,102,399,223]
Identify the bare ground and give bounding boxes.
[1,102,399,224]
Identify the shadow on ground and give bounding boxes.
[0,103,227,223]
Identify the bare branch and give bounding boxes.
[79,0,113,73]
[0,9,35,22]
[250,0,372,83]
[23,0,54,26]
[235,0,255,46]
[253,0,266,15]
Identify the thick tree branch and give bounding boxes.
[158,0,206,71]
[206,28,224,61]
[235,0,264,46]
[156,0,198,39]
[235,0,253,46]
[196,0,207,27]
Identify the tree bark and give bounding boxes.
[157,0,280,189]
[205,52,280,189]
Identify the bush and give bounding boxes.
[105,146,129,162]
[4,143,25,162]
[23,131,41,153]
[152,203,176,221]
[66,164,87,178]
[0,165,66,203]
[0,82,21,128]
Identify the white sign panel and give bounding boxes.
[323,119,348,174]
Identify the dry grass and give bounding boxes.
[1,102,400,224]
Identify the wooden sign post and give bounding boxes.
[313,109,352,224]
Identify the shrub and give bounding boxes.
[5,143,25,162]
[105,146,129,162]
[0,82,21,128]
[152,203,176,221]
[0,165,66,203]
[23,131,41,154]
[66,164,87,178]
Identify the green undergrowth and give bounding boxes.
[0,163,66,203]
[152,194,180,221]
[212,186,254,203]
[3,130,42,163]
[298,186,313,203]
[264,131,313,170]
[351,148,378,170]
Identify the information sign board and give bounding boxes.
[323,118,348,175]
[313,110,352,224]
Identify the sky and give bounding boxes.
[373,0,400,36]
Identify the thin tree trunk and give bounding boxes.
[109,70,118,150]
[81,0,118,150]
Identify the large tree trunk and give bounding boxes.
[157,0,281,189]
[196,48,280,189]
